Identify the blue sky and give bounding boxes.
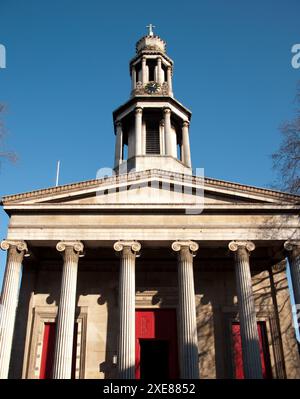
[0,0,299,292]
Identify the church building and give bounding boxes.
[0,27,300,379]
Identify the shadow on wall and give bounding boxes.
[194,253,297,379]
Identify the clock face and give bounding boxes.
[145,82,161,94]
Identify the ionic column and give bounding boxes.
[167,66,173,95]
[52,241,84,379]
[182,121,192,168]
[114,121,123,167]
[142,57,147,85]
[172,241,199,379]
[284,241,300,308]
[135,107,142,156]
[0,240,28,379]
[114,241,141,379]
[131,65,136,91]
[164,107,173,156]
[228,241,263,379]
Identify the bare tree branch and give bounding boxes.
[272,83,300,195]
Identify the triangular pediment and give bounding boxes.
[2,170,299,211]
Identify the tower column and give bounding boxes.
[52,241,84,379]
[167,66,173,95]
[135,107,143,156]
[228,241,263,379]
[131,65,136,91]
[142,57,147,85]
[284,241,300,309]
[156,57,163,84]
[0,240,28,379]
[182,121,191,167]
[172,241,199,379]
[114,241,141,379]
[164,107,173,156]
[114,121,123,167]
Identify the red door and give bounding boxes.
[39,322,78,379]
[135,309,179,379]
[232,321,272,379]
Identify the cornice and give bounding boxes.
[112,95,192,119]
[129,51,174,67]
[1,169,300,205]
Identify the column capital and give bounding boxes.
[228,240,255,253]
[163,107,171,115]
[0,240,29,255]
[284,240,300,254]
[172,240,199,255]
[114,240,141,254]
[182,120,190,128]
[56,241,84,255]
[135,107,143,115]
[116,120,122,128]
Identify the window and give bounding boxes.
[146,121,160,154]
[147,60,156,82]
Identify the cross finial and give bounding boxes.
[146,24,156,37]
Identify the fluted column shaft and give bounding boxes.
[114,121,123,167]
[182,121,191,167]
[0,240,28,379]
[52,241,84,379]
[114,241,141,379]
[135,107,142,156]
[172,241,199,379]
[229,241,263,379]
[164,108,173,156]
[284,241,300,308]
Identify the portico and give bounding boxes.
[0,179,300,379]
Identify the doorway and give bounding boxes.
[232,321,272,379]
[140,339,169,379]
[135,309,179,379]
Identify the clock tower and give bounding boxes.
[113,26,193,174]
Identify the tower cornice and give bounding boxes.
[129,51,174,70]
[113,96,192,122]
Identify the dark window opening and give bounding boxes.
[146,121,160,154]
[140,339,169,379]
[162,65,167,82]
[147,60,156,82]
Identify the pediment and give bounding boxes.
[2,170,299,210]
